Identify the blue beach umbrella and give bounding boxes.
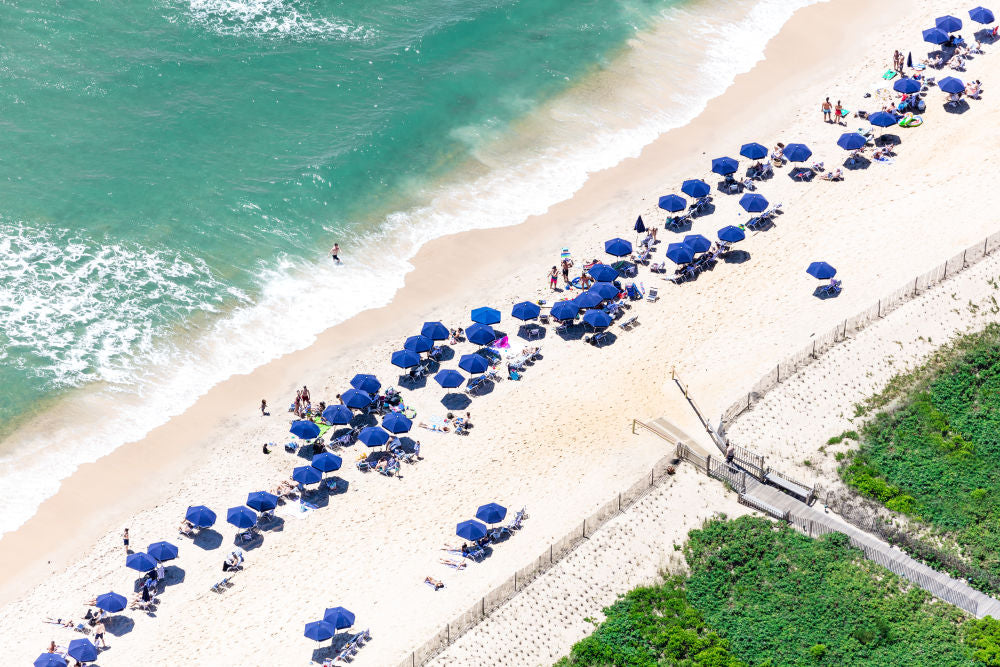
[892,78,921,95]
[550,301,580,321]
[359,426,390,448]
[185,505,216,528]
[936,15,963,32]
[292,465,323,486]
[783,143,812,162]
[806,261,837,280]
[573,291,603,309]
[290,420,321,440]
[682,234,712,253]
[591,282,620,300]
[711,156,739,175]
[587,263,618,282]
[340,389,372,409]
[604,238,633,257]
[476,503,508,525]
[739,142,768,160]
[939,76,966,94]
[658,194,687,212]
[95,591,128,613]
[67,638,98,663]
[836,133,868,151]
[323,606,357,630]
[470,307,501,325]
[634,216,646,234]
[583,309,613,329]
[666,243,695,265]
[125,552,157,572]
[322,404,352,425]
[349,373,381,395]
[421,321,449,341]
[382,412,412,434]
[434,369,466,388]
[458,354,489,374]
[923,27,949,44]
[970,7,995,24]
[718,226,745,243]
[869,111,900,127]
[466,323,496,346]
[404,335,434,353]
[739,193,769,213]
[34,655,67,667]
[247,491,279,512]
[304,620,336,642]
[227,506,257,530]
[681,179,711,198]
[310,452,342,473]
[391,349,421,369]
[456,519,488,541]
[511,301,541,321]
[147,541,179,562]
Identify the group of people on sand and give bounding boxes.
[288,385,313,418]
[820,98,846,125]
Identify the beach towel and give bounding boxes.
[882,69,897,80]
[491,336,510,349]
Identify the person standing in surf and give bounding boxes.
[330,243,341,264]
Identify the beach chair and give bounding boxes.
[819,279,843,297]
[625,283,642,300]
[631,247,651,265]
[646,286,659,302]
[356,459,372,472]
[506,507,527,531]
[620,315,638,330]
[465,545,486,561]
[465,375,487,396]
[527,327,541,340]
[210,577,232,593]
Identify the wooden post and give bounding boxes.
[705,454,711,476]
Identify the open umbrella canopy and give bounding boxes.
[292,465,323,486]
[837,133,868,151]
[290,420,321,440]
[404,335,434,353]
[323,606,357,630]
[511,301,541,321]
[458,354,489,374]
[939,76,966,94]
[681,179,711,198]
[666,243,695,265]
[341,389,373,409]
[349,373,381,395]
[227,506,257,530]
[806,261,837,280]
[892,78,921,94]
[466,323,496,346]
[147,540,179,562]
[391,349,421,369]
[739,193,769,213]
[322,404,353,425]
[739,142,768,160]
[434,369,466,388]
[456,519,488,541]
[310,452,343,473]
[304,620,336,642]
[970,7,995,24]
[587,263,618,282]
[583,309,613,329]
[869,110,900,127]
[573,291,603,309]
[783,143,812,162]
[590,282,620,300]
[550,301,580,321]
[125,552,157,572]
[470,307,501,325]
[604,238,633,257]
[634,216,646,233]
[382,412,412,434]
[421,321,449,341]
[185,505,216,528]
[682,234,712,253]
[247,491,279,512]
[34,654,67,667]
[923,26,949,44]
[658,194,687,212]
[67,638,99,663]
[476,502,508,524]
[95,591,128,613]
[936,14,963,32]
[711,156,739,175]
[718,225,745,243]
[359,426,390,447]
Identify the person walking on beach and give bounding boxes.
[93,620,107,648]
[122,528,130,555]
[561,259,571,287]
[260,399,268,416]
[833,100,844,125]
[821,97,833,123]
[330,243,341,264]
[549,266,558,290]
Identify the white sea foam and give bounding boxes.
[178,0,376,40]
[0,0,823,537]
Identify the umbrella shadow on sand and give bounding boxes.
[812,286,842,300]
[517,323,545,341]
[442,393,472,411]
[191,529,224,551]
[722,250,751,264]
[106,615,136,637]
[944,99,971,114]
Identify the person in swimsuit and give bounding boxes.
[260,399,268,416]
[330,243,341,264]
[549,266,558,290]
[561,259,570,286]
[122,528,129,555]
[834,101,844,125]
[821,97,832,123]
[93,621,107,648]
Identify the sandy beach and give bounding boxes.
[5,0,1000,664]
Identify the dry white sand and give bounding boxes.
[4,0,1000,665]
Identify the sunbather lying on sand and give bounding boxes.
[44,617,76,628]
[418,421,449,432]
[178,519,195,536]
[439,558,467,570]
[425,576,445,590]
[820,169,844,181]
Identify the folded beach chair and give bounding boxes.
[506,507,527,531]
[210,577,232,593]
[625,283,642,300]
[646,286,659,302]
[620,315,638,330]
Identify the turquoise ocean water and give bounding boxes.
[0,0,817,534]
